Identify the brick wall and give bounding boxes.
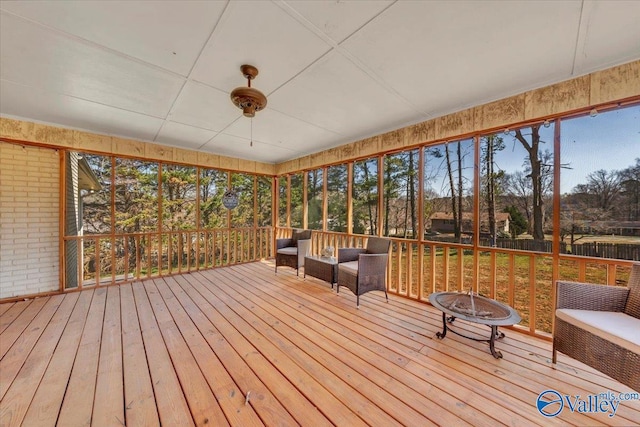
[0,142,60,298]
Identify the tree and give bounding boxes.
[504,205,527,237]
[307,169,323,229]
[574,169,621,214]
[290,173,304,228]
[618,158,640,221]
[327,165,348,232]
[383,154,403,236]
[514,125,547,240]
[504,170,533,234]
[383,150,418,238]
[353,159,378,235]
[481,135,505,245]
[200,169,228,229]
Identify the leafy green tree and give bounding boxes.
[352,158,378,235]
[327,165,347,232]
[277,177,287,227]
[290,173,304,228]
[200,169,228,229]
[504,205,527,237]
[162,165,197,231]
[257,176,272,227]
[307,168,323,229]
[231,173,255,228]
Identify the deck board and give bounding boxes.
[120,284,159,427]
[21,291,94,427]
[0,260,638,426]
[0,293,79,426]
[56,287,106,426]
[0,298,48,357]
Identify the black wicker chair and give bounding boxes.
[337,237,391,307]
[552,262,640,391]
[275,229,312,276]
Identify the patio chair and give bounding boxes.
[275,229,312,276]
[337,236,391,307]
[552,262,640,391]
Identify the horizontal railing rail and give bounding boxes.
[63,227,273,290]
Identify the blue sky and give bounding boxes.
[560,105,639,193]
[423,104,639,196]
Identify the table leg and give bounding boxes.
[435,312,506,359]
[489,325,503,359]
[436,311,448,339]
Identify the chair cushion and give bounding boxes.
[339,261,359,275]
[556,309,640,354]
[366,237,391,254]
[277,247,298,255]
[291,229,310,247]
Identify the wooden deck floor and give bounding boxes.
[1,261,639,426]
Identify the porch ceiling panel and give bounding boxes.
[340,1,583,116]
[221,107,344,153]
[0,11,185,119]
[0,1,227,76]
[573,1,640,73]
[155,121,219,151]
[1,1,639,165]
[0,80,165,142]
[205,132,298,165]
[167,80,242,132]
[189,1,332,94]
[267,50,423,139]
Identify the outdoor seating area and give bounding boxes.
[553,263,640,391]
[1,261,639,426]
[1,3,640,425]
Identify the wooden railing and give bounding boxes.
[64,227,273,290]
[277,228,636,338]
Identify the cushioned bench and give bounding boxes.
[552,263,640,392]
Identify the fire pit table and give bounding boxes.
[429,291,521,358]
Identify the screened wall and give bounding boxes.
[275,103,640,335]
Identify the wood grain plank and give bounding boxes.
[0,298,47,356]
[0,302,15,318]
[0,293,79,426]
[57,287,107,426]
[120,284,159,427]
[144,279,229,427]
[237,262,638,427]
[175,273,330,427]
[132,281,195,427]
[206,268,440,427]
[170,273,300,427]
[187,271,369,427]
[0,301,30,333]
[154,277,264,427]
[92,286,125,426]
[227,265,498,426]
[0,294,65,400]
[21,290,94,427]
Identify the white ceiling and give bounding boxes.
[1,1,639,164]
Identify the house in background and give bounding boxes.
[429,211,510,235]
[64,152,101,289]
